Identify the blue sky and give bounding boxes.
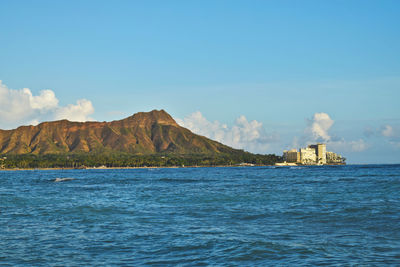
[1,0,400,163]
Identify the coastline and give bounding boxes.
[0,164,350,171]
[0,165,250,171]
[1,164,272,171]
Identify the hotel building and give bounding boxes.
[283,143,344,165]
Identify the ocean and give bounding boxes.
[1,165,399,266]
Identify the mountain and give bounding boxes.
[0,110,239,155]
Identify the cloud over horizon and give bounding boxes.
[302,112,368,152]
[176,111,278,154]
[381,124,400,148]
[362,124,400,149]
[306,112,334,142]
[54,99,94,122]
[0,80,94,129]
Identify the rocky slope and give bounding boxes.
[0,110,238,155]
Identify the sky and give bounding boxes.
[1,0,400,164]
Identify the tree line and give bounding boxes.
[0,152,282,169]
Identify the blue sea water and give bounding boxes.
[0,165,399,266]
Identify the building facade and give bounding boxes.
[326,151,344,164]
[282,144,344,165]
[283,149,300,163]
[309,143,327,164]
[300,147,317,164]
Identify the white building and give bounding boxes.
[281,143,344,165]
[300,147,317,164]
[309,143,326,164]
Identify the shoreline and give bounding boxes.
[0,165,268,171]
[0,163,353,171]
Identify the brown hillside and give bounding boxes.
[0,110,237,155]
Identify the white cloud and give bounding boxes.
[306,112,334,142]
[176,111,278,153]
[381,125,394,137]
[175,111,228,141]
[29,119,40,126]
[55,99,94,122]
[0,82,36,124]
[0,80,95,129]
[380,124,400,148]
[301,112,368,152]
[26,88,59,110]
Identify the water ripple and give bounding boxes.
[0,165,399,265]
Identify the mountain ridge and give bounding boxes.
[0,109,239,155]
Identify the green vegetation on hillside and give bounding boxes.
[0,152,282,169]
[0,110,283,169]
